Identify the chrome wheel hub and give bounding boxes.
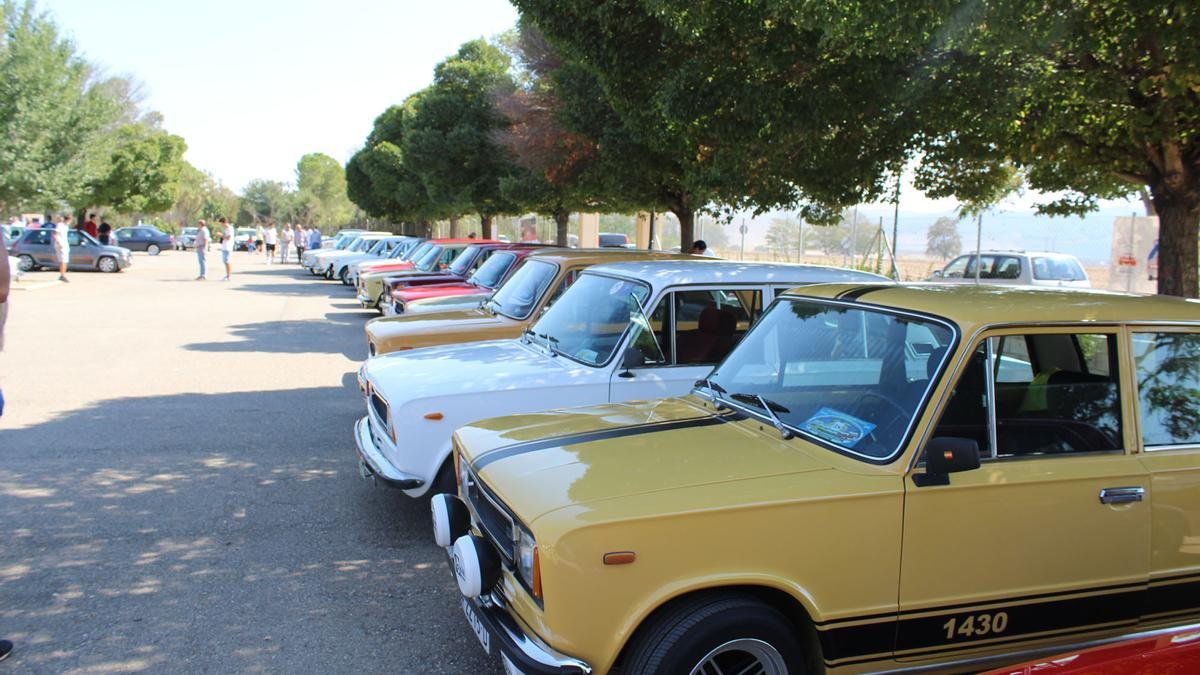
[689,638,787,675]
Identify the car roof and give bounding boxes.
[587,260,888,291]
[521,248,694,266]
[783,283,1200,331]
[955,250,1081,259]
[429,238,503,244]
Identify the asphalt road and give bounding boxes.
[0,249,497,673]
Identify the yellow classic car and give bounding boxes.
[433,283,1200,674]
[364,248,695,357]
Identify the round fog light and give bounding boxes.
[452,535,500,598]
[431,494,470,548]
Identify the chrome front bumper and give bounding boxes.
[353,417,424,490]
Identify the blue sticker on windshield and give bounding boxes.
[799,407,876,448]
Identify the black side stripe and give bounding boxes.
[472,414,735,470]
[818,574,1200,666]
[835,285,889,301]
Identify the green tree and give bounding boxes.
[765,218,802,261]
[0,0,136,212]
[237,179,290,226]
[296,152,353,226]
[82,124,187,215]
[404,39,520,236]
[926,216,963,261]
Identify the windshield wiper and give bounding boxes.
[521,327,535,344]
[693,376,729,408]
[537,332,559,356]
[730,393,795,440]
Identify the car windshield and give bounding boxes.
[706,298,955,462]
[336,237,358,250]
[415,245,444,271]
[469,252,515,288]
[1032,256,1086,281]
[404,241,432,262]
[530,273,651,366]
[389,240,414,259]
[183,228,197,234]
[448,246,479,276]
[488,259,558,320]
[365,239,389,255]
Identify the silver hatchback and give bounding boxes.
[10,228,133,273]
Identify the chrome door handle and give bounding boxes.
[1099,487,1144,504]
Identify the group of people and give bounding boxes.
[243,223,319,265]
[192,219,322,281]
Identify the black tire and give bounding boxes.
[339,267,350,285]
[624,594,806,675]
[324,265,334,280]
[17,254,36,272]
[97,256,119,273]
[147,243,161,256]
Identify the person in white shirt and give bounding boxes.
[278,223,293,263]
[195,220,212,280]
[219,217,234,280]
[53,215,72,282]
[293,224,306,263]
[264,223,278,264]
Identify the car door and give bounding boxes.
[609,286,765,402]
[1129,327,1200,628]
[898,328,1149,664]
[25,229,55,266]
[68,231,96,268]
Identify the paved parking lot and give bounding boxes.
[0,251,496,673]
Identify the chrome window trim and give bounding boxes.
[706,296,959,465]
[984,338,999,459]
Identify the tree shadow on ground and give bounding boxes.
[183,316,368,360]
[0,388,495,674]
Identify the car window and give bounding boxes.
[966,255,1021,279]
[469,252,515,289]
[710,300,954,460]
[448,247,478,276]
[545,269,581,307]
[67,231,84,246]
[630,296,671,365]
[489,259,558,319]
[1134,332,1200,448]
[26,230,52,245]
[941,255,970,278]
[533,274,651,366]
[931,332,1122,459]
[674,289,762,365]
[1032,256,1087,281]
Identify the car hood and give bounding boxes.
[365,309,522,350]
[360,262,417,276]
[384,271,456,288]
[396,282,477,301]
[366,339,573,402]
[458,397,838,524]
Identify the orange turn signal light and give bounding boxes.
[603,551,636,566]
[424,412,444,421]
[532,547,543,599]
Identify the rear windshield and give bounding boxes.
[1032,256,1087,281]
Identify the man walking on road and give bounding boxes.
[53,215,71,282]
[195,220,211,280]
[294,224,306,263]
[264,223,278,265]
[220,217,234,281]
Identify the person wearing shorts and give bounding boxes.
[220,218,234,280]
[53,215,71,282]
[264,223,278,264]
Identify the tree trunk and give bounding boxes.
[672,205,695,252]
[1151,185,1200,298]
[553,210,571,246]
[448,213,459,239]
[480,213,493,239]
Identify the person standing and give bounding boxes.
[264,222,278,264]
[98,218,112,245]
[219,217,234,281]
[294,224,306,263]
[83,214,99,239]
[254,224,265,257]
[278,222,293,264]
[194,220,211,280]
[53,215,71,282]
[308,226,322,252]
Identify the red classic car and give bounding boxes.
[986,624,1200,674]
[388,244,548,315]
[356,240,500,310]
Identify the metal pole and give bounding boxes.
[890,180,900,279]
[974,212,983,284]
[740,217,746,261]
[648,212,656,250]
[848,207,858,266]
[797,217,805,264]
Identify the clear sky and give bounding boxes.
[40,0,519,191]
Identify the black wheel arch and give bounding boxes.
[612,585,823,674]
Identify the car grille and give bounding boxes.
[464,467,515,561]
[369,390,390,437]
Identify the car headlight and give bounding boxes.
[515,525,541,600]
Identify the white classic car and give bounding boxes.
[354,260,887,497]
[930,250,1091,288]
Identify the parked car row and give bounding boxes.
[282,229,1197,674]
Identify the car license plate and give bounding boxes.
[461,597,491,654]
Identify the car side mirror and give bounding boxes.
[913,437,980,487]
[617,346,644,378]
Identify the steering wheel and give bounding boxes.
[854,391,910,444]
